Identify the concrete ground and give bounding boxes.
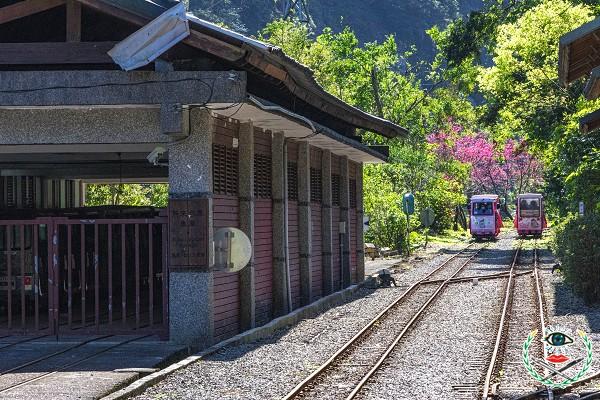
[0,335,186,399]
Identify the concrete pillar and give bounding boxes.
[340,156,351,288]
[238,121,255,330]
[356,163,365,281]
[321,150,334,295]
[168,108,214,346]
[271,131,289,316]
[298,142,312,305]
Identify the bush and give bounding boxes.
[552,213,600,304]
[417,176,466,232]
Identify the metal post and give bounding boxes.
[406,213,410,256]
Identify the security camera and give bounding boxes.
[147,146,166,166]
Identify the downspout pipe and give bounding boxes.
[248,95,319,137]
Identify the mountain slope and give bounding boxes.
[189,0,485,61]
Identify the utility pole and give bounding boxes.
[275,0,314,27]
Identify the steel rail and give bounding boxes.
[0,334,151,394]
[281,242,479,400]
[482,239,547,400]
[533,242,549,372]
[345,247,484,400]
[481,243,521,400]
[421,269,533,285]
[0,334,49,351]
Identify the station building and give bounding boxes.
[559,16,600,133]
[0,0,405,346]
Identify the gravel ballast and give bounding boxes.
[358,240,515,400]
[538,248,600,398]
[129,233,600,400]
[134,248,470,400]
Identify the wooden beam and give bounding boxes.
[77,0,245,62]
[580,108,600,133]
[0,42,116,64]
[66,0,82,42]
[0,0,66,25]
[186,30,245,62]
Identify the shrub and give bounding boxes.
[552,213,600,304]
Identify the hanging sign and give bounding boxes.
[402,193,415,215]
[420,207,435,228]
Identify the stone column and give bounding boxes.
[340,156,351,288]
[168,108,214,346]
[356,163,365,281]
[298,142,312,305]
[321,150,334,295]
[238,121,255,330]
[271,131,289,316]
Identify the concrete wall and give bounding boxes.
[168,109,215,347]
[0,108,165,146]
[0,71,245,107]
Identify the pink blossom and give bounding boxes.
[427,123,543,195]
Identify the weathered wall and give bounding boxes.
[0,71,245,107]
[212,116,242,343]
[0,108,165,145]
[168,109,214,347]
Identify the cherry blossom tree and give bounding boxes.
[427,122,543,201]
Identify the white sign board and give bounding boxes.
[363,216,370,232]
[579,201,585,216]
[213,227,252,273]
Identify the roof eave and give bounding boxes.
[558,17,600,86]
[580,108,600,134]
[96,0,407,139]
[558,41,570,87]
[584,66,600,100]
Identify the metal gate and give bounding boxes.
[0,216,169,337]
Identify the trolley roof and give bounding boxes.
[517,193,543,198]
[471,194,499,202]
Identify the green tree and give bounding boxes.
[476,0,594,142]
[85,184,168,207]
[260,19,473,247]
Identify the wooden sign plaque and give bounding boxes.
[169,198,209,269]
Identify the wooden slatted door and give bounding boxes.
[212,117,241,342]
[287,143,301,310]
[0,217,169,337]
[254,129,273,326]
[213,196,241,341]
[310,147,323,300]
[0,220,51,335]
[331,156,342,290]
[349,163,358,283]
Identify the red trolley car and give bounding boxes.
[514,193,546,237]
[469,194,503,239]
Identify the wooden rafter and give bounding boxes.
[76,0,245,62]
[580,108,600,133]
[66,0,82,42]
[0,0,66,26]
[0,42,115,64]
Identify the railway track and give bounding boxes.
[0,334,150,396]
[0,334,49,351]
[482,240,547,400]
[282,243,485,400]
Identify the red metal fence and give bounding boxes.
[0,216,168,337]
